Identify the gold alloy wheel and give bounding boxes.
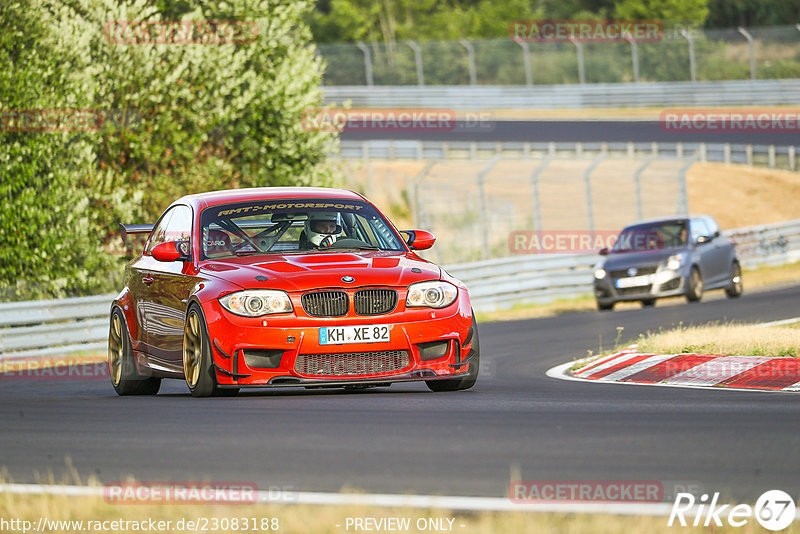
[108,313,124,386]
[183,310,203,388]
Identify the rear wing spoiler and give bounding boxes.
[120,223,154,244]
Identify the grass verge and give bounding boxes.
[635,321,800,358]
[1,484,796,534]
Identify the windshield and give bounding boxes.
[199,198,406,259]
[612,221,688,252]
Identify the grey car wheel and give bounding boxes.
[685,267,703,303]
[725,262,743,298]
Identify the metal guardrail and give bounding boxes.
[1,218,798,357]
[323,80,800,110]
[0,295,114,359]
[448,219,800,311]
[337,140,800,171]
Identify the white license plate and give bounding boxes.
[615,274,654,288]
[319,325,391,345]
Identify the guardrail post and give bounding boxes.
[737,27,756,80]
[790,146,796,171]
[459,39,477,86]
[571,38,586,84]
[516,41,533,86]
[746,144,753,166]
[700,143,707,162]
[627,37,640,82]
[724,143,731,165]
[584,155,604,233]
[627,142,634,158]
[679,29,697,82]
[355,42,374,86]
[477,157,501,260]
[769,145,776,168]
[530,156,553,231]
[411,160,437,230]
[633,158,653,221]
[406,40,425,86]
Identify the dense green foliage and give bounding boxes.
[0,0,335,300]
[309,0,800,44]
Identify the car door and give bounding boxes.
[690,218,718,283]
[141,205,198,370]
[705,217,732,285]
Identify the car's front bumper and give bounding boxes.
[201,293,475,387]
[594,269,687,304]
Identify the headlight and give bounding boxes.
[594,268,606,280]
[219,290,293,317]
[666,253,685,271]
[407,280,458,309]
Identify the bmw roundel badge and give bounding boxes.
[342,276,355,283]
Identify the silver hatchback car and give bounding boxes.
[593,216,743,310]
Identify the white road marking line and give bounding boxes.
[0,482,676,515]
[753,317,800,328]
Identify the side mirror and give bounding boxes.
[696,235,712,245]
[151,241,190,262]
[403,230,436,251]
[599,247,609,256]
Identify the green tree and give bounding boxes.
[614,0,710,25]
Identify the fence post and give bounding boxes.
[737,27,756,80]
[355,42,374,86]
[676,157,695,215]
[530,156,553,232]
[584,155,604,233]
[679,29,697,82]
[633,158,653,221]
[411,160,437,230]
[516,41,532,86]
[790,146,796,171]
[406,40,425,86]
[477,157,501,259]
[570,38,586,84]
[459,39,477,86]
[627,37,640,82]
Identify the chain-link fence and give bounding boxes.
[339,156,692,265]
[317,25,800,86]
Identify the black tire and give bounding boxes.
[640,299,656,307]
[725,262,743,298]
[183,304,222,397]
[685,267,704,302]
[108,308,161,396]
[597,300,614,311]
[426,314,480,392]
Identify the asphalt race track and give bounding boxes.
[1,285,799,502]
[341,120,798,145]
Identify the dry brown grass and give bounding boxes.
[1,485,796,534]
[637,322,800,358]
[687,162,800,229]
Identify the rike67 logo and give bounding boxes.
[668,490,796,531]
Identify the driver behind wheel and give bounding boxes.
[304,211,342,248]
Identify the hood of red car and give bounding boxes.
[199,251,441,292]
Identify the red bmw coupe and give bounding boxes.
[109,187,479,397]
